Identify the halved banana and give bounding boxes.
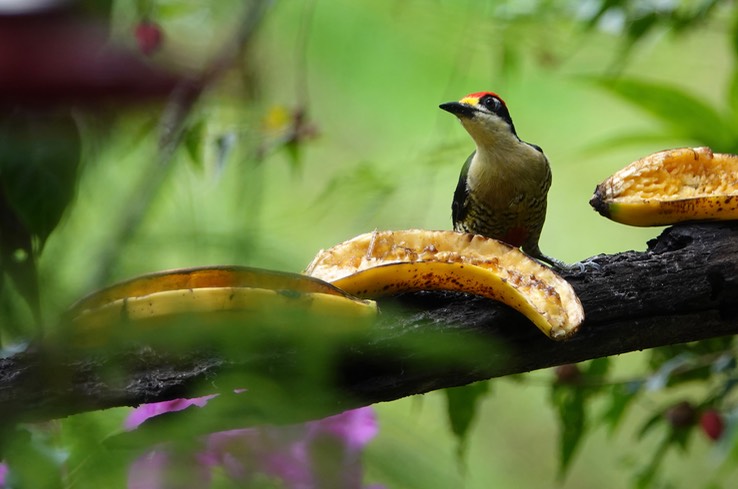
[590,147,738,226]
[305,230,584,340]
[67,266,376,348]
[68,266,352,316]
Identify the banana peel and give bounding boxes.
[590,147,738,226]
[305,230,584,340]
[68,266,355,314]
[67,266,376,348]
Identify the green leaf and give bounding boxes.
[602,381,642,435]
[725,410,738,465]
[0,111,81,247]
[687,0,721,27]
[550,359,611,478]
[551,384,586,478]
[135,0,155,17]
[585,357,610,378]
[60,411,130,488]
[634,435,670,489]
[670,424,693,452]
[214,132,237,174]
[591,77,733,149]
[645,352,695,391]
[4,426,64,489]
[636,428,694,488]
[626,12,658,43]
[581,0,624,31]
[444,381,491,461]
[284,140,304,175]
[78,0,114,17]
[0,188,40,325]
[183,118,206,171]
[638,409,665,441]
[648,340,733,388]
[0,111,80,324]
[712,354,737,376]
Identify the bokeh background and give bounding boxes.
[3,0,737,487]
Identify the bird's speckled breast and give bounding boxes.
[460,147,552,249]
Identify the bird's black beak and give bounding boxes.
[439,101,475,118]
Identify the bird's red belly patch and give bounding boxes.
[501,227,528,247]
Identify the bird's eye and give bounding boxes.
[481,95,499,112]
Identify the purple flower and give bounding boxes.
[126,397,383,489]
[0,462,7,487]
[125,395,216,431]
[308,405,378,450]
[128,449,212,489]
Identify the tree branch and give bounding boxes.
[2,223,738,426]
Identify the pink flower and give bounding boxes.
[124,396,216,431]
[128,449,212,489]
[126,397,383,489]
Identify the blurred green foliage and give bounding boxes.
[2,0,738,488]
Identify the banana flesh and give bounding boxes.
[68,267,376,348]
[305,230,584,340]
[590,147,738,226]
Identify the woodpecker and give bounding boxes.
[440,91,567,269]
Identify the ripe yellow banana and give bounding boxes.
[305,230,584,340]
[69,266,351,315]
[68,267,376,348]
[590,147,738,226]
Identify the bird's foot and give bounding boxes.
[533,253,602,274]
[562,257,603,274]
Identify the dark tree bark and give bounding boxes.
[2,223,738,427]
